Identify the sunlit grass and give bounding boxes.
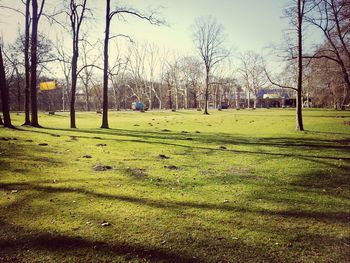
[0,109,349,262]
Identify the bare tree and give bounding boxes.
[23,0,31,125]
[0,44,14,128]
[55,36,72,111]
[304,0,350,108]
[101,0,163,128]
[127,42,147,104]
[30,0,45,127]
[239,51,267,109]
[192,16,229,114]
[68,0,88,128]
[266,0,311,130]
[79,39,99,111]
[180,56,203,109]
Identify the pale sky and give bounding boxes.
[0,0,321,76]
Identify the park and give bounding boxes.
[0,109,349,262]
[1,0,350,262]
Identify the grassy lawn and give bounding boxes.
[0,109,349,262]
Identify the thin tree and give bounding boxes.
[192,16,229,115]
[295,0,305,130]
[0,1,31,124]
[0,44,14,128]
[23,0,31,125]
[30,0,45,127]
[239,51,267,109]
[266,0,311,130]
[68,0,88,128]
[101,0,163,128]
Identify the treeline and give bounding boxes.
[0,0,349,130]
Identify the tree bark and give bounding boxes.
[168,85,172,109]
[23,0,31,125]
[193,90,197,109]
[296,0,304,131]
[247,90,250,109]
[30,0,40,127]
[204,68,209,114]
[70,0,87,128]
[0,45,14,128]
[70,48,78,128]
[101,0,110,128]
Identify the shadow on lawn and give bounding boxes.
[0,219,199,263]
[17,127,350,162]
[0,141,63,172]
[1,181,349,224]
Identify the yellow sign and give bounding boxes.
[40,81,56,90]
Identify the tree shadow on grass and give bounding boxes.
[16,127,350,161]
[0,219,199,263]
[1,182,349,224]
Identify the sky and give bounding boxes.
[0,0,321,75]
[88,0,293,56]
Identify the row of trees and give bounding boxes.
[0,0,163,128]
[0,0,349,131]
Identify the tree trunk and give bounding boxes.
[101,0,110,128]
[70,51,78,128]
[168,86,172,109]
[204,68,209,115]
[0,45,14,128]
[148,84,152,110]
[193,90,197,109]
[30,0,40,127]
[247,90,250,109]
[235,88,240,109]
[113,86,118,110]
[296,0,304,131]
[341,84,349,110]
[0,114,3,125]
[23,0,31,125]
[15,68,21,111]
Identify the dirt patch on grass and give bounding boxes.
[93,165,113,171]
[164,165,180,170]
[159,154,170,159]
[125,168,148,178]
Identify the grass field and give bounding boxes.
[0,109,349,262]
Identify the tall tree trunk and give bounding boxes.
[175,87,178,110]
[69,0,88,128]
[341,85,349,110]
[30,0,40,127]
[247,90,250,109]
[193,90,197,109]
[23,0,31,125]
[235,88,240,109]
[15,68,21,111]
[0,114,3,125]
[296,0,304,131]
[168,86,172,109]
[70,52,78,128]
[148,85,152,110]
[204,68,209,114]
[101,0,110,128]
[0,45,14,128]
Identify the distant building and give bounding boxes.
[256,88,296,108]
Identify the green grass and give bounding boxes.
[0,109,349,262]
